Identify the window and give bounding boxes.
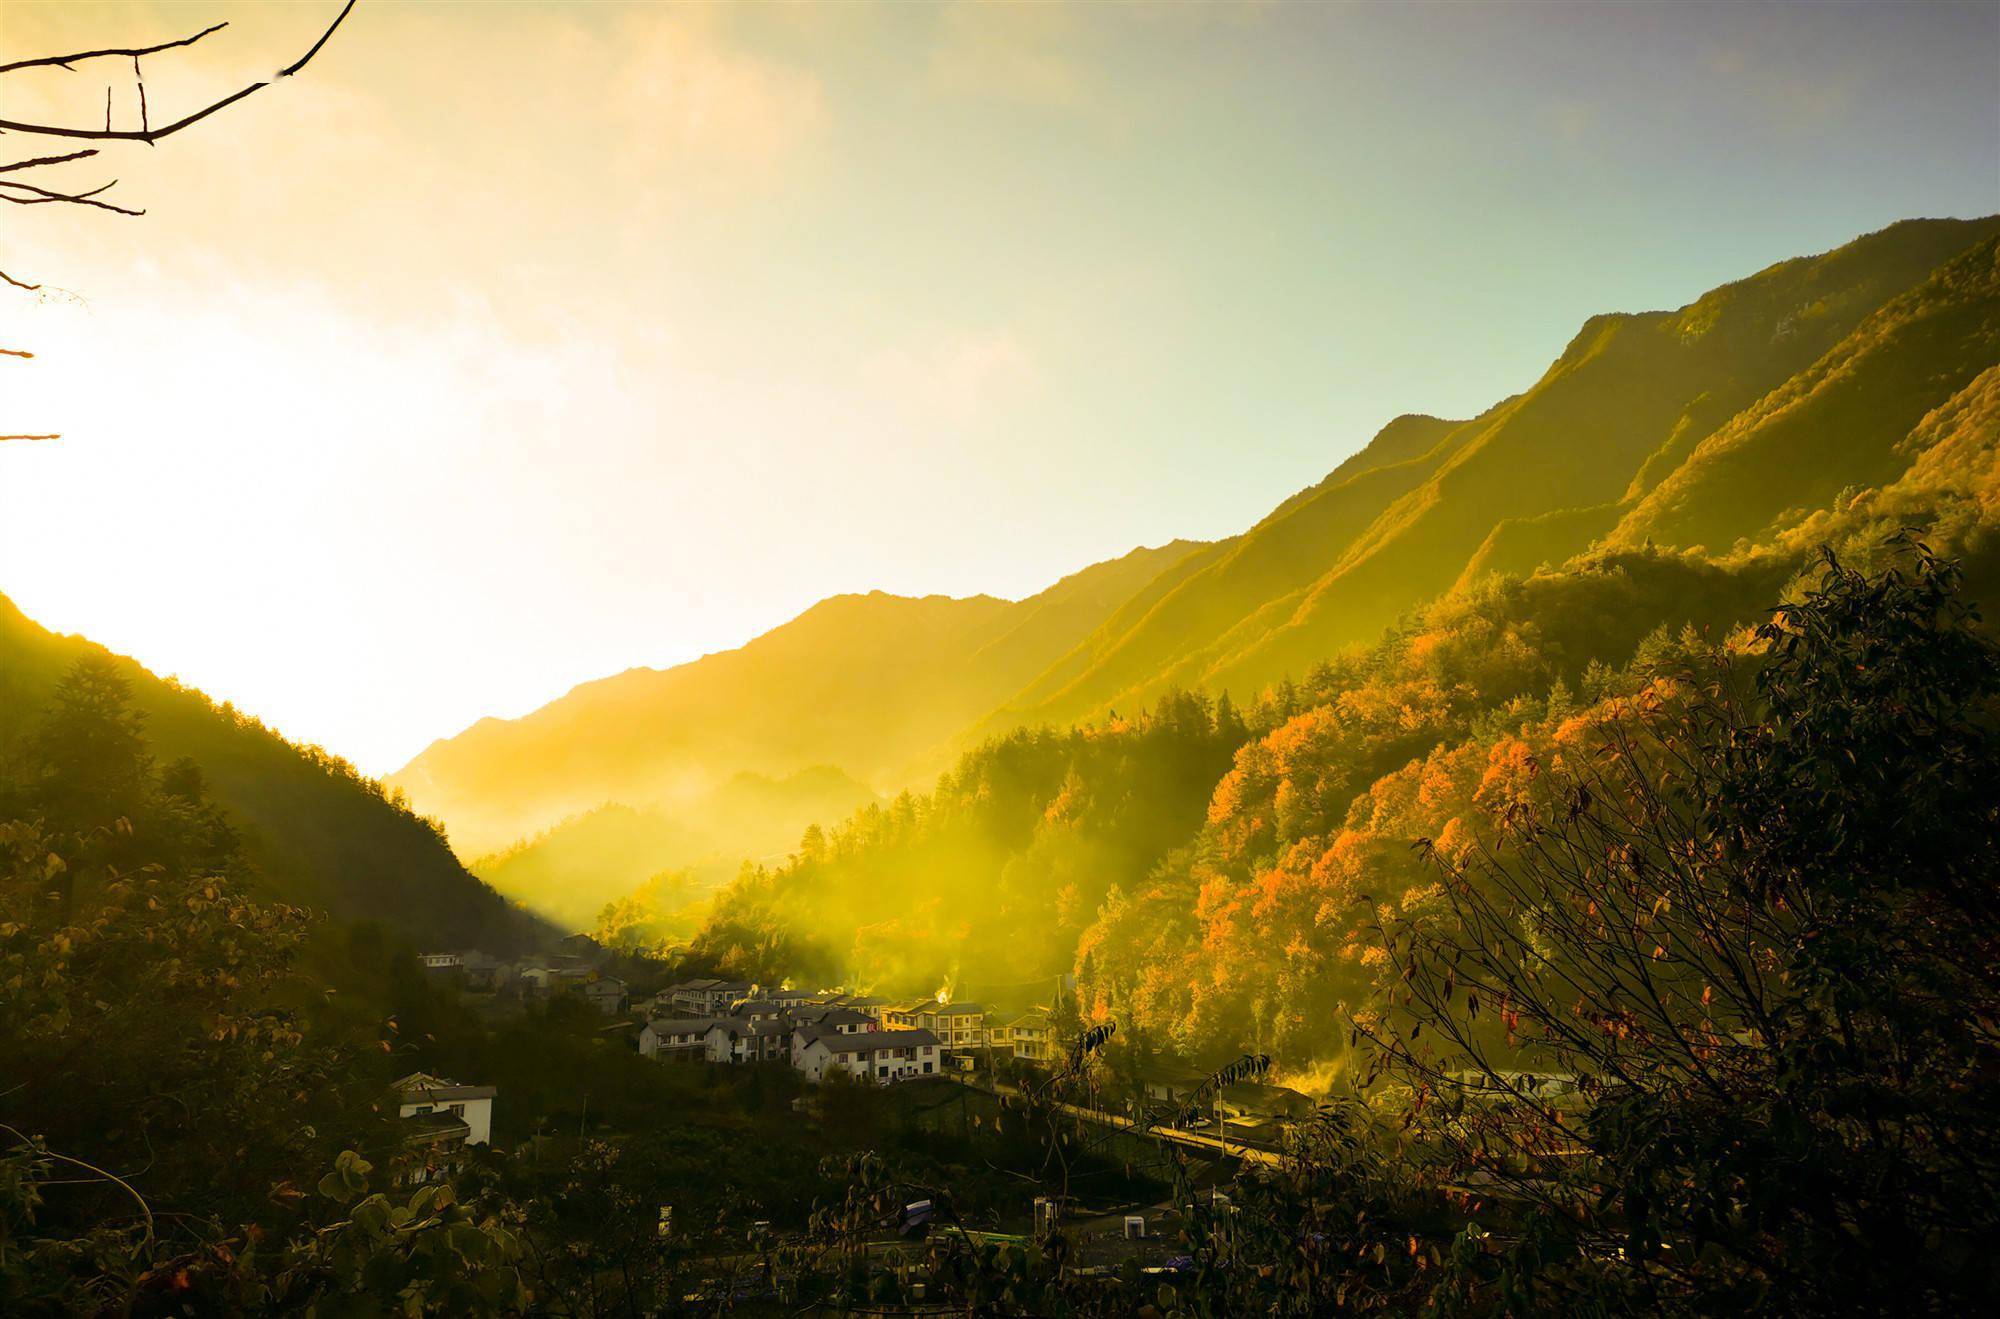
[923,1062,933,1074]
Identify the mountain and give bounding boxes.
[1605,233,2000,554]
[677,221,2000,1045]
[395,216,2000,877]
[390,541,1203,855]
[991,216,2000,729]
[471,766,880,932]
[0,592,537,951]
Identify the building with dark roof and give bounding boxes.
[793,1028,942,1084]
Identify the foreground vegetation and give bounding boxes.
[5,545,1995,1313]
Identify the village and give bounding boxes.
[407,940,1326,1168]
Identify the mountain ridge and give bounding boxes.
[391,216,2000,910]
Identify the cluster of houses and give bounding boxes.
[385,965,1324,1160]
[421,935,631,1015]
[638,979,1058,1086]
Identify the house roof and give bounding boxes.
[707,1017,789,1040]
[644,1016,723,1035]
[394,1071,498,1102]
[792,1006,874,1029]
[799,1027,941,1053]
[932,1002,985,1016]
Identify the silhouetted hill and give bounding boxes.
[390,541,1202,854]
[0,594,539,951]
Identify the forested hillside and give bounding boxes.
[398,218,2000,944]
[663,216,2000,1075]
[0,594,535,950]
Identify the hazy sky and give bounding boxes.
[3,0,1996,773]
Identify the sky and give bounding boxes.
[2,0,1996,774]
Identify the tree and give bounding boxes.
[1,3,356,441]
[0,661,393,1309]
[1362,543,2000,1312]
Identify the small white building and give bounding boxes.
[394,1072,496,1145]
[930,1002,988,1052]
[581,976,629,1015]
[704,1017,792,1064]
[638,1016,719,1060]
[792,1028,941,1084]
[1006,1009,1057,1064]
[665,978,759,1016]
[789,1005,875,1037]
[419,952,464,971]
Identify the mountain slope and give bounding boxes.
[972,412,1482,738]
[0,593,536,950]
[395,216,2000,871]
[987,217,2000,730]
[1606,234,2000,554]
[390,540,1204,855]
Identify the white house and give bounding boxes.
[792,1028,941,1084]
[666,978,758,1015]
[929,1002,988,1052]
[789,1005,875,1037]
[1006,1009,1057,1064]
[823,994,891,1024]
[394,1072,496,1145]
[704,1017,791,1064]
[581,976,629,1015]
[730,997,792,1022]
[638,1016,718,1060]
[517,956,593,998]
[419,952,464,971]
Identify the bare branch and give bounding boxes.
[0,177,144,216]
[0,2,356,143]
[0,435,61,442]
[1,270,41,292]
[0,150,100,175]
[0,21,229,76]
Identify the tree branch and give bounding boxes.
[0,150,100,175]
[0,1,356,143]
[0,176,145,215]
[0,22,229,76]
